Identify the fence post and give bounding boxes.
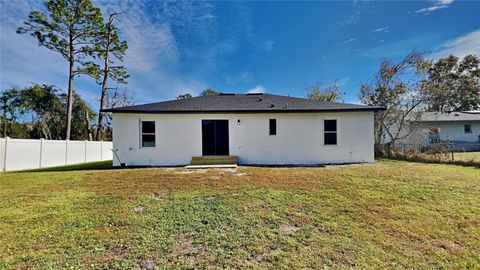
[3,137,9,172]
[84,140,88,163]
[39,138,44,168]
[65,139,69,165]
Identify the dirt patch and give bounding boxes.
[172,234,199,257]
[280,224,301,234]
[133,206,145,213]
[224,169,247,176]
[147,192,170,201]
[457,218,478,229]
[13,262,31,270]
[432,239,462,251]
[99,247,129,266]
[175,169,208,174]
[245,254,263,266]
[138,259,155,270]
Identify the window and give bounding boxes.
[324,119,337,145]
[269,119,277,135]
[141,121,156,147]
[429,127,440,143]
[465,124,472,134]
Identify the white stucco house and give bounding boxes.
[103,93,384,166]
[412,111,480,150]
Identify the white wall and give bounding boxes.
[112,112,375,166]
[435,122,479,143]
[0,138,113,171]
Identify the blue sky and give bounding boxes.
[1,0,479,108]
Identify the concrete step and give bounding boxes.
[190,156,238,165]
[185,164,238,169]
[191,155,237,160]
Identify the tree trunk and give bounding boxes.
[85,109,92,141]
[2,110,7,138]
[95,17,113,141]
[65,40,74,140]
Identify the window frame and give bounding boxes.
[464,124,472,134]
[140,120,156,148]
[269,119,277,136]
[323,119,337,146]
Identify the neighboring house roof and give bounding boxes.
[415,111,480,122]
[102,93,385,113]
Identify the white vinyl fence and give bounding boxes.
[0,138,113,172]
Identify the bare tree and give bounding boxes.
[105,87,134,110]
[97,87,134,140]
[94,11,129,141]
[305,80,344,102]
[360,51,427,154]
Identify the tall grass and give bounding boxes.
[379,150,480,167]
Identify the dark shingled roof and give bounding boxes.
[102,93,385,113]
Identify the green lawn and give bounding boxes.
[0,160,479,269]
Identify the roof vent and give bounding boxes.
[454,113,460,116]
[268,104,275,108]
[257,97,262,102]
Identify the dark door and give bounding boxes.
[202,120,229,156]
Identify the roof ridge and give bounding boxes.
[102,93,385,113]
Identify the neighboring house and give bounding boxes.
[103,93,383,166]
[412,111,480,150]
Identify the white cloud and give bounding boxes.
[93,1,273,102]
[1,1,274,105]
[337,1,373,27]
[237,3,275,53]
[103,1,226,101]
[0,1,66,89]
[95,1,181,73]
[342,38,356,44]
[199,14,216,20]
[246,85,266,94]
[361,34,436,58]
[432,29,480,59]
[97,1,231,102]
[373,27,390,33]
[416,0,455,14]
